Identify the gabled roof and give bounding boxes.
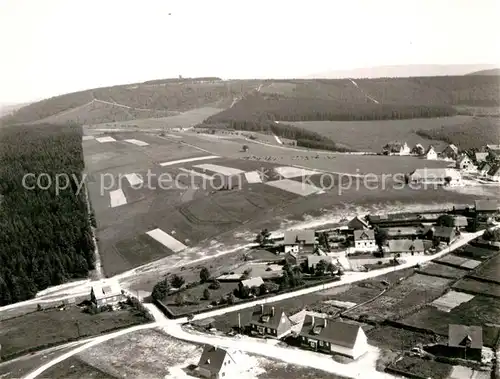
[240,277,264,288]
[425,145,436,155]
[448,325,483,349]
[433,226,456,239]
[475,152,488,162]
[250,305,289,329]
[486,144,500,152]
[453,216,468,227]
[197,345,234,374]
[443,144,459,154]
[475,200,499,212]
[348,216,370,229]
[384,227,422,237]
[478,161,492,171]
[299,315,362,348]
[457,154,472,164]
[354,229,375,240]
[487,165,500,177]
[388,239,424,253]
[283,230,316,245]
[91,281,122,300]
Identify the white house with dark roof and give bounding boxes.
[456,154,476,172]
[195,345,239,379]
[248,305,292,339]
[90,281,124,307]
[283,230,316,254]
[353,230,377,252]
[299,314,368,359]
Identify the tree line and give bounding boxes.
[0,124,95,305]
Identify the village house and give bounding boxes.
[486,144,500,155]
[478,162,492,177]
[411,143,425,156]
[424,145,438,160]
[487,164,500,182]
[388,239,425,256]
[432,226,459,245]
[474,200,499,216]
[239,277,264,290]
[456,154,476,171]
[452,216,469,229]
[195,345,239,378]
[475,152,489,164]
[347,216,370,230]
[408,168,462,187]
[448,324,483,361]
[383,226,424,240]
[353,230,377,252]
[441,144,459,160]
[90,282,124,307]
[383,141,410,156]
[283,230,316,254]
[284,251,299,265]
[249,305,292,339]
[299,314,368,359]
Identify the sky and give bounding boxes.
[0,0,499,103]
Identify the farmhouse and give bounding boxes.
[388,239,425,256]
[475,152,488,163]
[353,230,377,252]
[382,141,410,156]
[474,200,499,215]
[284,251,299,265]
[432,226,459,245]
[441,144,459,160]
[424,145,438,160]
[249,305,292,339]
[486,144,500,154]
[299,314,368,359]
[448,324,483,361]
[239,277,264,290]
[487,164,500,182]
[408,168,462,187]
[283,230,316,254]
[411,143,425,156]
[453,216,469,229]
[90,282,124,307]
[456,154,476,171]
[195,345,239,379]
[347,216,370,230]
[478,162,492,177]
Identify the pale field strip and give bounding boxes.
[124,139,149,146]
[265,178,322,196]
[431,290,475,312]
[459,259,482,269]
[146,228,187,252]
[159,155,220,167]
[96,136,117,143]
[166,134,182,139]
[82,135,95,141]
[124,173,144,186]
[274,166,319,179]
[109,189,127,207]
[178,167,215,180]
[193,163,245,176]
[244,171,263,183]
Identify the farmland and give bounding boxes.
[469,254,500,284]
[0,304,151,361]
[289,116,470,152]
[416,262,469,279]
[453,278,500,298]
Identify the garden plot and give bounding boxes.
[431,291,475,312]
[417,262,469,279]
[470,255,500,284]
[265,178,323,197]
[454,245,497,260]
[434,254,482,269]
[95,136,116,143]
[453,278,500,298]
[274,166,319,179]
[159,155,220,167]
[124,138,149,146]
[146,228,188,253]
[109,189,127,207]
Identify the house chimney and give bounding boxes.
[271,307,275,317]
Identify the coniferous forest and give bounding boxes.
[0,124,95,306]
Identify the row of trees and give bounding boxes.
[0,124,95,306]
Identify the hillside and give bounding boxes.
[2,75,499,127]
[466,68,500,76]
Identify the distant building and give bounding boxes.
[411,143,425,156]
[383,141,410,156]
[284,251,299,266]
[486,144,500,155]
[475,152,489,163]
[90,282,124,307]
[195,345,239,379]
[475,200,499,214]
[283,230,316,254]
[388,239,425,256]
[249,305,292,339]
[347,216,370,230]
[408,168,462,187]
[456,154,476,171]
[478,162,493,177]
[441,144,459,160]
[299,314,368,359]
[448,324,483,361]
[383,226,424,240]
[453,216,469,229]
[432,226,459,245]
[307,255,335,271]
[239,277,264,290]
[353,230,377,252]
[425,146,438,160]
[487,165,500,182]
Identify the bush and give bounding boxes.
[170,275,185,289]
[199,267,210,283]
[152,278,170,301]
[202,288,211,300]
[174,293,186,306]
[208,280,221,290]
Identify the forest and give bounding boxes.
[0,124,95,306]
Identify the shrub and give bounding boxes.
[199,267,210,283]
[152,278,170,301]
[208,280,221,290]
[202,288,211,300]
[170,275,185,288]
